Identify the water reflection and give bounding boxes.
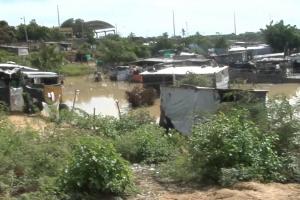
[63,75,160,118]
[63,75,300,118]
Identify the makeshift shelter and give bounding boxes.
[0,63,63,112]
[160,85,267,135]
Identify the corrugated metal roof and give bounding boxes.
[22,71,58,78]
[0,63,38,71]
[141,66,228,76]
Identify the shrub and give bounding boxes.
[189,108,285,185]
[114,109,155,133]
[60,137,133,194]
[177,73,213,87]
[59,109,155,138]
[58,63,93,76]
[126,86,157,108]
[114,124,174,164]
[0,121,73,198]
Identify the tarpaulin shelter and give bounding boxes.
[160,85,268,135]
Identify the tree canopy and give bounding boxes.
[261,20,300,53]
[0,21,16,44]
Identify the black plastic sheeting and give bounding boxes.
[0,87,10,106]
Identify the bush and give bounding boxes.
[59,109,155,138]
[126,86,157,107]
[114,124,175,164]
[58,63,94,76]
[189,108,285,185]
[60,137,133,194]
[177,73,213,87]
[0,122,74,198]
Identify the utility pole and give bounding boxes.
[21,17,29,45]
[172,10,176,37]
[185,21,189,37]
[234,11,237,35]
[57,4,61,27]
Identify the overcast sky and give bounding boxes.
[0,0,299,37]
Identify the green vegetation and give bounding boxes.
[17,19,65,42]
[161,97,300,185]
[0,21,16,44]
[0,112,135,199]
[214,36,229,49]
[261,20,300,53]
[95,34,150,65]
[0,94,300,198]
[0,50,30,66]
[60,138,132,195]
[177,73,214,87]
[58,63,94,76]
[114,124,176,164]
[30,45,64,71]
[189,108,284,185]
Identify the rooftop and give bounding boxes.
[141,65,228,76]
[0,63,38,71]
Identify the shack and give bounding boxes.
[160,85,268,135]
[0,63,62,112]
[109,66,131,81]
[141,65,229,90]
[0,45,29,56]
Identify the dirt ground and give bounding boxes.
[131,164,300,200]
[8,114,48,132]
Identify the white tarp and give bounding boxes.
[10,87,24,112]
[216,68,229,89]
[160,86,220,135]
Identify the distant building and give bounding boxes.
[44,41,72,51]
[0,45,29,56]
[228,44,272,57]
[59,27,74,39]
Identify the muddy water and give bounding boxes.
[63,75,300,118]
[63,75,160,118]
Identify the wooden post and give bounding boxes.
[72,89,80,111]
[115,100,121,119]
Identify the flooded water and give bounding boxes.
[63,75,160,118]
[63,75,300,118]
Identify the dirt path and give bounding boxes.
[131,164,300,200]
[8,114,48,132]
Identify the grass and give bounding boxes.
[58,63,95,76]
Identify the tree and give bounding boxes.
[16,20,54,41]
[151,32,175,55]
[96,35,138,64]
[0,21,16,44]
[30,44,64,70]
[261,20,300,53]
[183,34,213,54]
[214,37,229,49]
[61,18,74,28]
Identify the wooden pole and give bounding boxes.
[72,89,80,111]
[115,100,121,119]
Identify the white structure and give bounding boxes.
[228,44,272,56]
[160,86,268,135]
[141,65,229,89]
